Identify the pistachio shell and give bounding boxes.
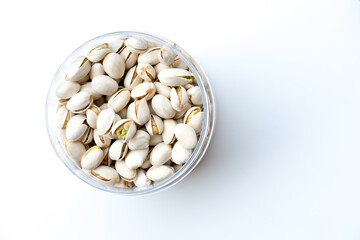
[87,43,111,62]
[115,160,137,181]
[93,129,111,148]
[146,165,174,182]
[127,99,151,125]
[89,63,105,80]
[80,82,102,100]
[66,92,93,114]
[136,63,156,81]
[109,139,128,161]
[67,57,91,82]
[174,104,191,120]
[184,107,204,134]
[149,134,163,146]
[141,158,152,169]
[130,82,156,101]
[171,141,192,165]
[81,146,104,170]
[109,39,126,53]
[158,47,176,65]
[162,119,177,144]
[66,115,89,141]
[158,68,194,86]
[150,143,172,167]
[170,86,189,111]
[97,108,116,136]
[79,127,93,144]
[111,119,137,143]
[154,62,170,74]
[125,37,148,53]
[56,106,73,129]
[145,114,164,135]
[86,105,100,128]
[174,124,197,149]
[103,53,125,79]
[120,47,138,70]
[91,75,118,96]
[55,81,80,99]
[64,140,86,163]
[172,56,188,69]
[123,66,143,90]
[128,130,150,150]
[154,81,171,99]
[138,47,161,65]
[108,88,131,112]
[187,86,203,106]
[134,169,152,187]
[125,148,149,169]
[151,94,175,119]
[90,165,120,184]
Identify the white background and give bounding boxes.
[0,0,360,239]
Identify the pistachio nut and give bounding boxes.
[136,63,156,82]
[103,52,125,79]
[170,86,189,111]
[127,99,151,125]
[87,43,111,62]
[90,165,120,184]
[174,104,191,120]
[154,81,171,99]
[134,169,152,187]
[93,129,111,148]
[128,130,150,150]
[158,68,195,86]
[109,39,126,53]
[130,82,156,101]
[123,66,143,90]
[149,143,172,167]
[162,119,177,144]
[171,141,192,165]
[119,106,128,119]
[149,134,163,146]
[81,146,104,170]
[174,123,197,149]
[146,165,174,182]
[86,105,100,128]
[89,63,105,80]
[80,82,102,100]
[184,107,204,134]
[56,106,73,129]
[115,160,137,182]
[154,62,170,74]
[79,127,94,144]
[125,148,149,169]
[120,47,138,70]
[145,114,164,135]
[111,119,137,143]
[107,88,131,112]
[151,94,175,119]
[91,75,118,96]
[158,47,176,65]
[138,47,161,65]
[187,86,203,106]
[64,140,86,164]
[97,108,116,136]
[125,37,148,54]
[66,92,93,114]
[55,81,80,100]
[172,56,188,69]
[66,114,89,141]
[114,179,134,188]
[109,139,128,161]
[67,56,91,82]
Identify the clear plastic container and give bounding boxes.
[45,31,215,195]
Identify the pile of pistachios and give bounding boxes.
[55,37,204,188]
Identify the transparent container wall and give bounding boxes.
[46,31,215,195]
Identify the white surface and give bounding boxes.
[1,0,360,239]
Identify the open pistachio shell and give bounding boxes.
[79,127,94,144]
[138,47,161,65]
[154,81,171,99]
[184,107,204,134]
[87,43,111,62]
[158,68,195,87]
[115,160,137,182]
[89,63,105,80]
[109,139,128,161]
[66,92,93,114]
[127,99,151,125]
[97,108,116,136]
[187,86,203,106]
[136,63,156,82]
[66,115,89,141]
[151,94,175,119]
[174,123,197,149]
[162,119,177,144]
[158,47,176,65]
[91,75,118,96]
[125,37,148,54]
[123,66,143,90]
[125,148,149,169]
[134,169,152,187]
[120,47,138,70]
[103,53,125,79]
[55,81,80,100]
[154,62,170,74]
[56,106,73,129]
[80,82,102,100]
[170,86,189,111]
[67,57,91,82]
[111,119,137,143]
[130,82,156,101]
[90,165,120,184]
[108,88,131,112]
[172,56,188,69]
[109,39,126,53]
[145,114,164,135]
[93,129,111,148]
[146,165,174,182]
[64,140,86,164]
[86,105,100,128]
